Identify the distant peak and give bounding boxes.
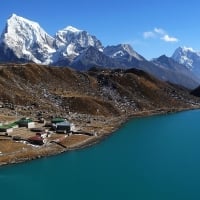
[156,54,170,62]
[120,43,131,47]
[10,13,17,18]
[9,13,25,21]
[112,43,131,49]
[182,46,195,52]
[159,54,168,58]
[65,26,82,33]
[120,44,133,50]
[5,13,41,32]
[178,46,195,52]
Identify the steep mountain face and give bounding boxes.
[53,26,103,64]
[71,46,121,70]
[172,47,200,75]
[104,44,145,67]
[191,86,200,97]
[151,55,200,89]
[0,14,55,64]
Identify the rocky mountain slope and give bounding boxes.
[0,63,199,118]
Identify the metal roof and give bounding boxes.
[51,118,65,124]
[55,121,70,126]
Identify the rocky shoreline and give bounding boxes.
[0,106,198,168]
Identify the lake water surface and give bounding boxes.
[1,110,200,200]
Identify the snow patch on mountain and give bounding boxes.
[104,44,144,61]
[65,26,82,33]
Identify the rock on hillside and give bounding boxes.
[191,86,200,97]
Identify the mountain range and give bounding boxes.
[1,14,200,89]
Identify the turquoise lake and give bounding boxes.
[1,110,200,200]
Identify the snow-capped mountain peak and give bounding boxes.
[64,26,82,33]
[181,46,196,53]
[7,13,41,31]
[54,25,103,61]
[0,13,55,64]
[172,46,200,71]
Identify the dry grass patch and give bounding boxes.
[0,140,29,154]
[61,134,90,147]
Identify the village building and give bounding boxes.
[51,118,71,134]
[17,117,35,128]
[0,127,13,134]
[27,135,44,145]
[0,121,19,134]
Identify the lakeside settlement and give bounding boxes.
[0,106,199,167]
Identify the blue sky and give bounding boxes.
[1,0,200,60]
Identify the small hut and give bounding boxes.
[28,135,44,145]
[0,127,13,134]
[17,117,35,128]
[52,121,71,134]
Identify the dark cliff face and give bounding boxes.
[0,63,199,117]
[0,42,25,63]
[191,86,200,97]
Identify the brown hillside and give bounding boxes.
[0,63,199,118]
